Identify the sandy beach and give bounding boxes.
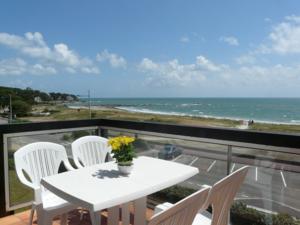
[18,104,300,133]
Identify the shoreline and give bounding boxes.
[68,105,300,126]
[18,104,300,134]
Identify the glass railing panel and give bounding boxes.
[231,146,300,224]
[5,127,97,210]
[106,129,300,224]
[4,125,299,224]
[106,129,228,196]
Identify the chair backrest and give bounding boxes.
[14,142,69,188]
[71,135,111,168]
[149,187,210,225]
[205,166,250,225]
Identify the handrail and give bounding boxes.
[0,118,300,150]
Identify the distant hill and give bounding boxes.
[0,86,78,116]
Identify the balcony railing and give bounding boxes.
[0,119,299,224]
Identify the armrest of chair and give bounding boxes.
[63,159,76,171]
[154,202,174,215]
[154,185,211,216]
[16,168,39,190]
[16,168,42,204]
[202,184,212,189]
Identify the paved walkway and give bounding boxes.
[0,117,8,124]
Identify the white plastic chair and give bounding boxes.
[71,135,111,222]
[14,142,76,225]
[155,166,250,225]
[71,135,112,168]
[149,187,210,225]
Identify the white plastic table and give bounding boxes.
[41,156,199,225]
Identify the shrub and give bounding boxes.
[8,152,15,170]
[42,108,50,113]
[231,202,299,225]
[151,185,196,203]
[12,100,31,116]
[91,112,97,118]
[271,213,298,225]
[71,130,90,140]
[231,202,266,225]
[62,134,71,141]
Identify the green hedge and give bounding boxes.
[150,185,299,225]
[231,202,299,225]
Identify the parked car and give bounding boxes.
[158,144,182,160]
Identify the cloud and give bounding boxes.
[0,32,100,74]
[196,56,222,71]
[138,56,226,86]
[232,64,300,86]
[8,79,33,89]
[268,15,300,54]
[96,50,127,68]
[219,36,239,46]
[180,36,190,43]
[138,51,300,91]
[139,58,159,71]
[235,55,256,65]
[138,16,300,92]
[0,58,57,75]
[264,17,272,23]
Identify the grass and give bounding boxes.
[9,170,33,207]
[249,123,300,133]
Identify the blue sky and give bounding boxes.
[1,0,300,97]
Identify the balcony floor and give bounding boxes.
[0,208,154,225]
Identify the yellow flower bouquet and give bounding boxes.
[108,136,136,167]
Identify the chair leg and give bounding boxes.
[79,207,84,220]
[90,211,101,225]
[36,206,44,225]
[38,213,52,225]
[60,213,68,225]
[43,215,53,225]
[28,205,35,225]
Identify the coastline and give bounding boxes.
[20,104,300,134]
[69,104,300,126]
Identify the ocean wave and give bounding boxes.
[290,120,300,124]
[180,103,202,107]
[115,106,300,125]
[116,106,188,116]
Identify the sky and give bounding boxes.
[1,0,300,97]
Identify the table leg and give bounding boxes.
[90,210,101,225]
[134,197,147,225]
[121,203,130,225]
[108,206,119,225]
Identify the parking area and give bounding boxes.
[137,144,300,217]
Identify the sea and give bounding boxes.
[69,98,300,125]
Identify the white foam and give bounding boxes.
[115,106,300,125]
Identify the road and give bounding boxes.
[0,117,8,124]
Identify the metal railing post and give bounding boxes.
[0,134,9,216]
[227,145,232,175]
[99,128,108,138]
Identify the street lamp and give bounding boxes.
[77,90,92,119]
[0,95,12,124]
[9,94,12,123]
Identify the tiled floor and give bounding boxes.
[0,208,154,225]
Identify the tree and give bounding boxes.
[12,100,31,116]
